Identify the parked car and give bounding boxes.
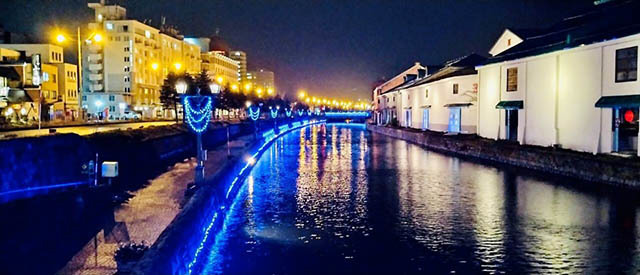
[123,111,141,120]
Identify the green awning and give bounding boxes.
[595,95,640,108]
[495,100,523,109]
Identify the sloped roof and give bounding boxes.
[408,54,486,88]
[485,0,640,65]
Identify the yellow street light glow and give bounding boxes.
[231,84,239,91]
[216,76,224,84]
[174,63,182,70]
[56,34,66,43]
[256,88,263,94]
[244,83,252,91]
[151,63,159,70]
[305,98,310,103]
[298,91,306,98]
[267,88,274,95]
[93,33,103,42]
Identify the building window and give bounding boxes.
[125,87,130,93]
[124,47,130,52]
[124,66,130,72]
[109,95,115,101]
[52,74,57,83]
[453,83,459,94]
[507,67,518,91]
[122,25,129,32]
[124,36,129,41]
[425,88,429,98]
[124,76,130,82]
[616,46,638,82]
[109,106,115,112]
[82,95,87,101]
[124,56,130,62]
[106,23,114,30]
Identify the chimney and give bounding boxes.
[417,69,426,79]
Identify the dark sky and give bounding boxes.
[1,0,594,100]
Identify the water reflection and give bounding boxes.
[196,124,640,274]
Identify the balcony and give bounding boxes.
[88,54,102,62]
[91,84,103,91]
[88,63,103,71]
[89,74,103,81]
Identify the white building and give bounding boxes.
[476,0,640,155]
[397,54,484,133]
[83,1,201,120]
[374,62,430,125]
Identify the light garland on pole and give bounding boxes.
[270,107,279,118]
[248,106,260,121]
[297,109,305,116]
[184,96,212,133]
[285,108,292,117]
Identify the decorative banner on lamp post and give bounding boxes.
[183,96,212,133]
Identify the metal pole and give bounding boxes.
[195,133,204,183]
[38,89,42,130]
[94,153,98,186]
[226,126,231,157]
[77,27,83,121]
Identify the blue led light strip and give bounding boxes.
[186,120,327,274]
[324,111,370,118]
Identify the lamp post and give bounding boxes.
[183,87,211,184]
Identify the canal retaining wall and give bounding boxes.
[0,122,255,203]
[368,124,640,188]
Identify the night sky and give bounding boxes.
[1,0,594,100]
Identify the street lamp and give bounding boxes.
[176,81,187,94]
[209,82,220,94]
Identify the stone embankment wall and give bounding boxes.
[0,123,254,202]
[368,124,640,188]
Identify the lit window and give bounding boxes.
[145,30,151,38]
[507,67,518,91]
[106,23,114,30]
[616,46,637,82]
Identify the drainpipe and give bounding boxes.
[598,46,604,155]
[554,54,560,146]
[521,62,527,145]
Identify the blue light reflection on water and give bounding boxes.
[192,124,640,274]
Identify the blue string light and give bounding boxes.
[184,96,212,133]
[270,108,278,118]
[285,108,292,117]
[248,106,260,121]
[307,109,313,116]
[297,110,304,116]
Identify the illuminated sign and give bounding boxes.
[32,54,42,86]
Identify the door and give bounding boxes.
[405,110,412,127]
[422,108,430,130]
[448,108,461,133]
[613,108,638,153]
[506,109,518,141]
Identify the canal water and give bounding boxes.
[192,123,640,274]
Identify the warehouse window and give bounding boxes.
[616,46,637,82]
[453,83,459,94]
[507,67,518,91]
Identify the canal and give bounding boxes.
[189,123,640,274]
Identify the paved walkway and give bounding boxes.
[0,121,176,139]
[57,135,255,275]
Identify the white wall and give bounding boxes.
[405,74,478,133]
[557,47,602,153]
[478,66,501,139]
[524,56,557,146]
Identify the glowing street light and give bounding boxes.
[93,33,103,42]
[216,76,224,84]
[231,84,239,92]
[267,88,274,95]
[298,90,306,99]
[56,34,66,43]
[151,62,159,70]
[176,81,187,94]
[245,101,252,108]
[209,82,220,94]
[244,83,252,91]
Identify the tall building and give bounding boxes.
[200,50,239,89]
[0,44,79,120]
[228,50,247,83]
[83,1,201,119]
[247,68,275,94]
